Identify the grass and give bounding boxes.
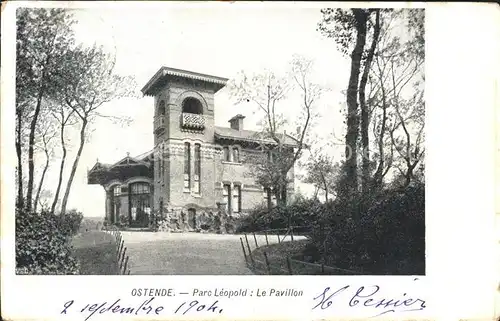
[78,217,105,233]
[72,231,119,275]
[248,240,311,275]
[248,239,362,275]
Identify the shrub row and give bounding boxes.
[309,182,425,275]
[235,198,325,233]
[235,182,425,275]
[16,208,83,275]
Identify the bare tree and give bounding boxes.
[367,9,424,188]
[230,55,322,207]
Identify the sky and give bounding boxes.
[37,4,352,216]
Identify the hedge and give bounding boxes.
[16,208,83,275]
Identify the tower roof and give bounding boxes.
[141,66,229,96]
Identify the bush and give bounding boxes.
[235,199,326,233]
[16,208,80,275]
[310,182,425,275]
[59,209,84,236]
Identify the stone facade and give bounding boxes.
[88,67,297,230]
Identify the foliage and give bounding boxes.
[117,214,130,228]
[15,8,137,215]
[16,8,76,211]
[316,8,425,193]
[58,209,84,236]
[235,199,325,233]
[300,150,341,202]
[54,44,138,215]
[309,181,425,275]
[16,208,80,274]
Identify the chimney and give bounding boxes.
[229,114,245,131]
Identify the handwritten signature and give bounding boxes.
[312,284,426,318]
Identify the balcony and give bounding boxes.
[181,112,205,130]
[154,116,165,133]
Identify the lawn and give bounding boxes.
[248,240,312,275]
[248,239,362,275]
[72,231,119,275]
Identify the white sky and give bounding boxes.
[41,5,352,216]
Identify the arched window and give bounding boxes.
[158,100,166,116]
[182,97,203,115]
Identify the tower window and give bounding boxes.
[182,97,203,115]
[194,143,201,194]
[184,143,191,190]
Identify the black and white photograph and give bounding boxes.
[14,4,425,276]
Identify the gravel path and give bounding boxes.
[120,232,305,275]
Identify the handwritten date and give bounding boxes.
[61,297,223,320]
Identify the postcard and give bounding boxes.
[1,1,499,321]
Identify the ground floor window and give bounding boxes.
[232,185,241,213]
[129,182,151,227]
[223,184,231,212]
[263,187,276,209]
[111,186,121,224]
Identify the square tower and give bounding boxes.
[141,67,228,210]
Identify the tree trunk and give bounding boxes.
[26,83,45,211]
[60,118,87,215]
[51,123,68,214]
[359,9,381,194]
[15,112,24,209]
[344,9,368,195]
[34,147,50,212]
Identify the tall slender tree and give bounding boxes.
[55,45,137,215]
[16,8,75,211]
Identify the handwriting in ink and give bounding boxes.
[61,297,164,321]
[174,300,223,315]
[312,285,426,318]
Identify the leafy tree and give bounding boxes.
[16,8,76,211]
[33,109,58,212]
[318,8,424,193]
[54,44,137,215]
[318,9,372,195]
[301,150,340,202]
[49,100,77,214]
